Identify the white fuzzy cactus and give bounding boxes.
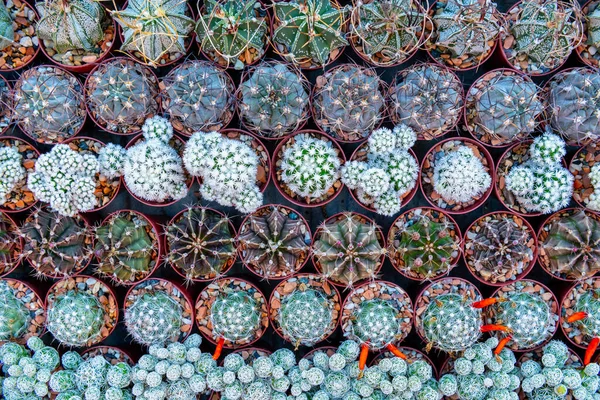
[587,164,600,211]
[0,147,25,203]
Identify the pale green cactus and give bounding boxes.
[0,280,30,341]
[211,291,262,343]
[0,1,14,50]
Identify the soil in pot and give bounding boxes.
[0,0,38,71]
[81,346,134,365]
[570,144,600,211]
[0,278,45,344]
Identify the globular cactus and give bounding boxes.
[161,61,235,135]
[0,280,31,341]
[195,0,268,70]
[565,287,600,346]
[112,0,194,66]
[238,61,310,138]
[313,65,385,141]
[0,146,26,204]
[18,209,93,278]
[272,0,348,68]
[238,206,311,279]
[85,58,159,134]
[166,207,236,281]
[211,291,262,344]
[348,299,406,349]
[12,66,85,144]
[313,213,385,288]
[389,63,463,140]
[94,211,158,284]
[0,1,14,51]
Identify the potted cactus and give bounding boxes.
[501,0,582,76]
[238,204,311,279]
[19,208,93,279]
[45,276,118,347]
[166,206,236,282]
[569,144,600,211]
[94,210,161,285]
[312,64,385,142]
[237,60,310,140]
[538,208,600,281]
[271,0,348,69]
[273,130,345,207]
[425,0,501,70]
[84,57,159,135]
[387,207,461,281]
[350,0,426,67]
[11,65,85,144]
[343,125,419,216]
[578,0,600,67]
[0,278,45,343]
[112,0,194,67]
[464,211,537,285]
[0,212,20,277]
[388,63,464,140]
[545,68,600,146]
[35,0,115,72]
[196,0,268,70]
[465,69,544,147]
[0,0,39,71]
[269,274,340,348]
[160,60,235,135]
[312,212,386,289]
[124,278,194,346]
[561,278,600,352]
[0,137,38,213]
[420,137,493,214]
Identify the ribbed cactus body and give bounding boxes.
[125,290,184,346]
[278,289,334,347]
[0,1,14,50]
[47,290,105,347]
[0,280,30,341]
[211,291,261,343]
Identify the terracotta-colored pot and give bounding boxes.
[0,212,22,277]
[0,136,39,213]
[0,277,45,344]
[560,277,600,350]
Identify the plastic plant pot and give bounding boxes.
[560,277,600,351]
[81,346,134,365]
[0,277,45,345]
[370,347,438,379]
[569,143,600,211]
[0,212,22,277]
[576,0,600,68]
[0,0,40,72]
[0,136,39,213]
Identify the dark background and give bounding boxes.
[2,0,592,373]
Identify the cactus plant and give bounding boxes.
[195,0,268,70]
[313,65,385,142]
[19,209,93,278]
[588,6,600,49]
[112,0,194,66]
[562,283,600,348]
[313,213,385,288]
[85,58,159,134]
[166,207,236,281]
[0,280,31,341]
[0,1,14,51]
[11,65,85,144]
[0,213,19,276]
[161,60,235,135]
[272,0,349,68]
[0,147,26,205]
[211,291,262,345]
[94,211,159,285]
[238,61,310,138]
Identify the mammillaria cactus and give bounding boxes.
[112,0,194,66]
[211,291,262,348]
[0,1,14,51]
[0,146,26,203]
[563,281,600,351]
[313,213,385,288]
[161,61,235,135]
[196,0,268,69]
[313,65,385,142]
[19,209,93,278]
[0,280,30,341]
[166,207,236,281]
[272,0,349,68]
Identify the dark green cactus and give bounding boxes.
[0,1,14,50]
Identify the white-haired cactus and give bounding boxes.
[211,291,262,346]
[0,146,26,203]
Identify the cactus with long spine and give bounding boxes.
[0,1,14,51]
[211,291,262,343]
[0,213,19,275]
[0,280,30,341]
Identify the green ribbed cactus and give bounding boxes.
[19,209,93,278]
[36,0,107,54]
[278,288,334,347]
[350,299,402,348]
[94,211,157,284]
[112,0,194,66]
[47,289,105,347]
[0,1,14,51]
[195,0,268,69]
[0,280,30,341]
[211,291,262,343]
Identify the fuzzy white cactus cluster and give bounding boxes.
[433,144,492,204]
[0,146,25,203]
[98,116,188,203]
[586,163,600,211]
[183,131,263,213]
[28,144,98,216]
[506,131,574,214]
[341,125,419,216]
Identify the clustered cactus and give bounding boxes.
[341,125,419,216]
[505,131,574,214]
[183,131,263,213]
[588,164,600,211]
[0,146,26,203]
[211,290,262,345]
[0,280,31,341]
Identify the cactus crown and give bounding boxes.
[350,299,402,349]
[273,0,349,67]
[211,291,262,343]
[166,207,236,281]
[94,211,157,284]
[313,213,385,288]
[571,288,600,340]
[19,209,93,278]
[0,280,30,341]
[125,290,184,346]
[0,1,14,51]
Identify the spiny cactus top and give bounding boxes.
[95,210,158,285]
[35,0,107,55]
[313,65,385,142]
[0,212,19,276]
[238,205,311,279]
[211,290,262,344]
[0,1,14,51]
[166,207,236,281]
[161,60,235,135]
[540,209,600,280]
[196,0,268,70]
[112,0,194,66]
[0,280,31,341]
[313,213,385,288]
[239,61,310,138]
[19,209,93,278]
[565,284,600,346]
[12,65,85,144]
[272,0,349,68]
